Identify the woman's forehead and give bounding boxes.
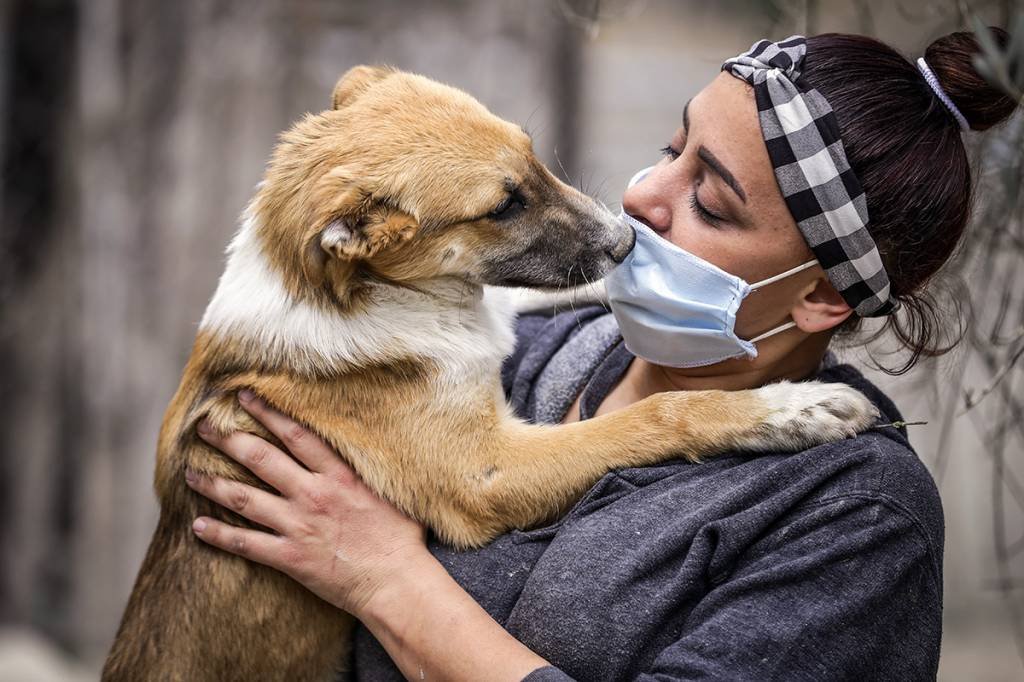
[688,73,782,205]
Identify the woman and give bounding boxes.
[184,29,1016,680]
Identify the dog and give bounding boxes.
[102,65,878,681]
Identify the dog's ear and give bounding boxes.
[331,65,393,110]
[319,210,419,261]
[301,167,419,289]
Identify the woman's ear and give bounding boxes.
[791,276,854,333]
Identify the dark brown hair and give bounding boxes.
[800,28,1017,374]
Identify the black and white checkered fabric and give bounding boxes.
[722,36,897,317]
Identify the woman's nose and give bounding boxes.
[622,177,673,234]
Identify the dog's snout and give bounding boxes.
[479,180,639,289]
[605,219,636,264]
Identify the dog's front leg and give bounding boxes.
[439,380,878,548]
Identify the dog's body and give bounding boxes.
[103,67,876,681]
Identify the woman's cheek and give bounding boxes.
[666,211,706,252]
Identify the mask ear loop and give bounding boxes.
[748,320,798,343]
[748,259,818,291]
[745,259,819,344]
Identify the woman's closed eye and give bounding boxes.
[659,143,727,228]
[689,188,725,228]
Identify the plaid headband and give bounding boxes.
[722,36,897,317]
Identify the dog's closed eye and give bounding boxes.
[489,192,525,220]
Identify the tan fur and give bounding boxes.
[103,67,875,681]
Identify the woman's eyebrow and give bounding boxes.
[699,147,747,204]
[683,99,748,205]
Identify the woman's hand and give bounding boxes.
[190,390,550,681]
[187,389,428,617]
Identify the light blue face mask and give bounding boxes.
[605,166,817,369]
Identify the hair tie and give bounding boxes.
[916,57,970,131]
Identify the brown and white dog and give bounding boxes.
[103,66,877,681]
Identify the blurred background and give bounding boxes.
[1,0,1023,679]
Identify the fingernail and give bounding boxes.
[185,468,198,485]
[238,389,255,403]
[197,419,212,436]
[193,518,207,533]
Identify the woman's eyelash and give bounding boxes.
[658,142,723,227]
[689,190,723,227]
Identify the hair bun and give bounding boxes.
[924,27,1018,131]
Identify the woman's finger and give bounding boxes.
[186,470,292,534]
[191,516,287,571]
[237,390,339,474]
[197,422,306,497]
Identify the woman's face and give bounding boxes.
[621,71,825,343]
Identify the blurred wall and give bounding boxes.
[1,0,1022,679]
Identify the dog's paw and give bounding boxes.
[739,380,880,453]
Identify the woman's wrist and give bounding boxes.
[357,550,550,681]
[356,547,444,628]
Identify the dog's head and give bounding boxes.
[254,65,634,306]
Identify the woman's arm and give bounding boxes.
[189,390,548,681]
[358,550,549,681]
